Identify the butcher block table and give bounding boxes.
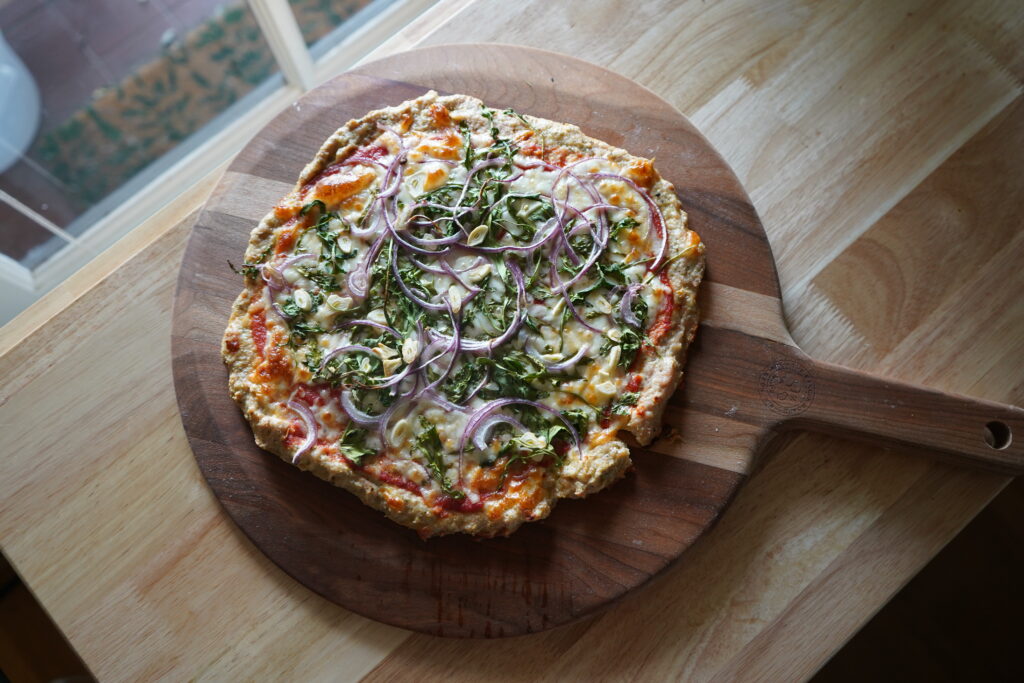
[2,0,1022,679]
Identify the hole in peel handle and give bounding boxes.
[773,354,1024,475]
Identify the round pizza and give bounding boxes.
[222,91,704,538]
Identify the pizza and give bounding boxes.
[222,91,704,537]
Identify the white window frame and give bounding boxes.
[0,0,437,300]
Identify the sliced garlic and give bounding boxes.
[359,357,372,373]
[328,217,345,232]
[293,288,312,311]
[382,357,402,376]
[466,225,489,246]
[374,344,399,359]
[607,327,623,342]
[594,294,613,315]
[607,345,621,369]
[549,298,565,321]
[466,262,492,283]
[448,285,463,314]
[402,337,421,364]
[367,308,388,324]
[391,418,411,444]
[327,294,352,311]
[337,235,353,252]
[595,380,618,398]
[519,431,547,450]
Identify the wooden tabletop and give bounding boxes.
[1,0,1021,679]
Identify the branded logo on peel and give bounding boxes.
[760,359,815,416]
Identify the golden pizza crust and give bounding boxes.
[222,91,704,537]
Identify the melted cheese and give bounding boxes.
[254,111,673,502]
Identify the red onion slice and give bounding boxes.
[419,305,461,395]
[548,263,602,334]
[279,252,317,271]
[347,232,388,298]
[539,344,588,373]
[620,283,643,329]
[472,414,526,451]
[420,387,465,413]
[351,203,383,238]
[459,398,581,457]
[463,369,490,404]
[323,344,376,363]
[452,158,507,207]
[440,260,481,293]
[390,243,448,311]
[261,262,287,289]
[285,400,318,463]
[340,390,384,427]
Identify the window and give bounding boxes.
[0,0,429,325]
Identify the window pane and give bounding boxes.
[289,0,395,51]
[0,197,68,270]
[0,0,280,264]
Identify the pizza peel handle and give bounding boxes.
[769,346,1024,474]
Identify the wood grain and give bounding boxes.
[1,0,1022,679]
[172,44,1023,638]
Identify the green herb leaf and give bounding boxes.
[415,418,463,498]
[300,199,326,216]
[227,244,272,278]
[610,392,639,416]
[338,424,376,464]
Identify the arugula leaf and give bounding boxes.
[479,350,548,401]
[442,359,486,404]
[610,392,639,416]
[298,265,340,292]
[300,199,326,216]
[287,320,325,345]
[415,418,463,498]
[302,342,323,374]
[314,214,356,275]
[280,296,302,319]
[562,408,595,436]
[227,244,271,278]
[338,424,376,464]
[459,121,475,171]
[600,327,644,370]
[502,107,531,127]
[609,215,639,241]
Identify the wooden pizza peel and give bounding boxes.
[171,44,1024,637]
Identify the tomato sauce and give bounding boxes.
[258,344,292,382]
[518,142,578,168]
[274,218,300,254]
[293,384,323,407]
[647,270,675,346]
[343,144,388,167]
[375,468,422,496]
[250,310,267,358]
[284,422,305,449]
